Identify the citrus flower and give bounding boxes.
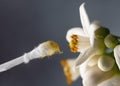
[66,3,100,53]
[64,2,120,86]
[70,3,109,67]
[79,31,120,86]
[75,7,120,85]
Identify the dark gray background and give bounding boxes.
[0,0,120,86]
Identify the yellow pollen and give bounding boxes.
[46,41,62,55]
[69,35,78,53]
[61,60,73,84]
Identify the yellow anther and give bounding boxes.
[69,35,79,53]
[61,60,73,84]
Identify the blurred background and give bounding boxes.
[0,0,120,86]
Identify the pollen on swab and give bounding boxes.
[38,40,62,58]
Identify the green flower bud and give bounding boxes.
[104,34,120,49]
[95,27,110,39]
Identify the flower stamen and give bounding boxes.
[69,35,79,53]
[61,60,73,84]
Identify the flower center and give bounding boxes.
[69,35,79,53]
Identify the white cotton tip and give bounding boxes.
[98,56,115,72]
[36,41,62,58]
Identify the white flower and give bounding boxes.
[66,3,100,53]
[65,3,117,86]
[66,3,106,68]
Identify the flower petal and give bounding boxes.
[89,22,100,46]
[114,45,120,70]
[80,3,90,35]
[77,36,90,53]
[87,55,100,67]
[75,47,95,68]
[75,44,104,68]
[66,27,86,42]
[82,65,114,86]
[98,75,120,86]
